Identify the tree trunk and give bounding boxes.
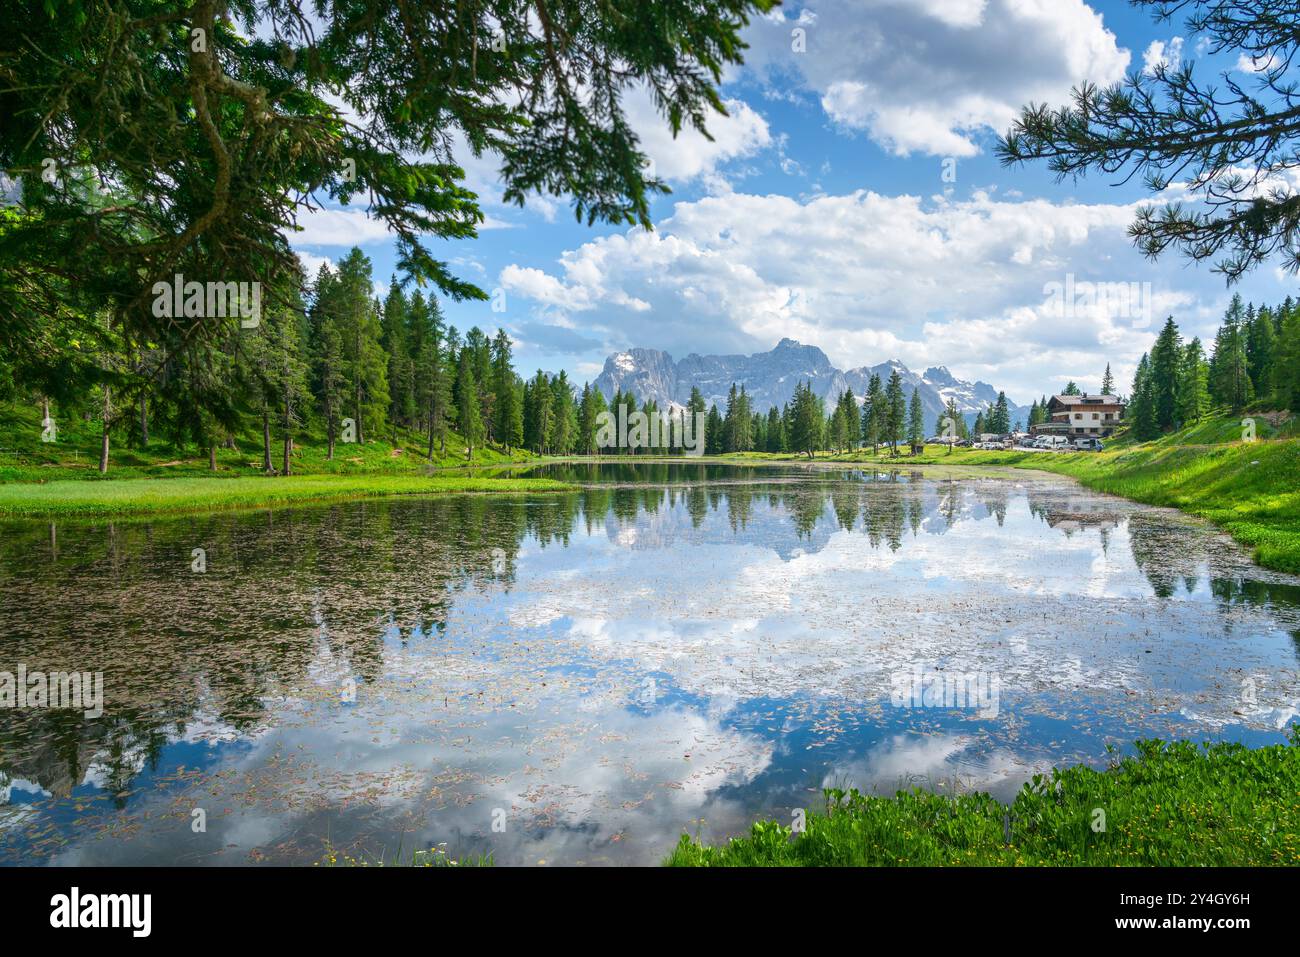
[139,393,148,446]
[208,443,217,471]
[325,397,335,459]
[282,390,293,475]
[262,410,273,472]
[355,384,364,444]
[98,386,111,473]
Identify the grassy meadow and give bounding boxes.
[0,400,566,517]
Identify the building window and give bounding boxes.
[1074,413,1082,420]
[1092,413,1099,420]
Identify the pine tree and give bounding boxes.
[335,248,389,444]
[577,383,597,455]
[907,389,924,448]
[1177,338,1210,426]
[1101,362,1115,396]
[862,373,883,453]
[415,293,454,457]
[1276,304,1300,412]
[550,371,577,454]
[829,403,847,453]
[766,405,783,452]
[1247,305,1278,406]
[837,390,859,449]
[270,303,312,475]
[492,329,522,451]
[381,281,414,432]
[465,326,495,443]
[525,370,555,453]
[989,391,1010,433]
[1210,293,1254,411]
[687,387,707,454]
[308,264,347,459]
[941,397,964,441]
[705,404,724,455]
[734,385,752,451]
[1150,316,1183,430]
[751,410,765,454]
[788,380,822,459]
[456,351,484,460]
[1129,353,1159,440]
[884,370,905,454]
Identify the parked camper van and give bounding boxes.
[1033,435,1071,450]
[1074,437,1104,451]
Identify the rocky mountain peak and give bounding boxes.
[592,339,1028,434]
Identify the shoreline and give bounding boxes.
[3,443,1296,577]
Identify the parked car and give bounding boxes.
[1074,437,1104,451]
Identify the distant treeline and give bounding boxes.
[600,368,1021,458]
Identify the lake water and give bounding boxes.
[1,462,1298,865]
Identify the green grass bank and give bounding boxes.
[668,735,1300,866]
[0,472,574,519]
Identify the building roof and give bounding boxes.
[1049,393,1123,406]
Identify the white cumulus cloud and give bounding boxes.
[498,187,1215,400]
[740,0,1129,157]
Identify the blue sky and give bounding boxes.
[290,0,1292,404]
